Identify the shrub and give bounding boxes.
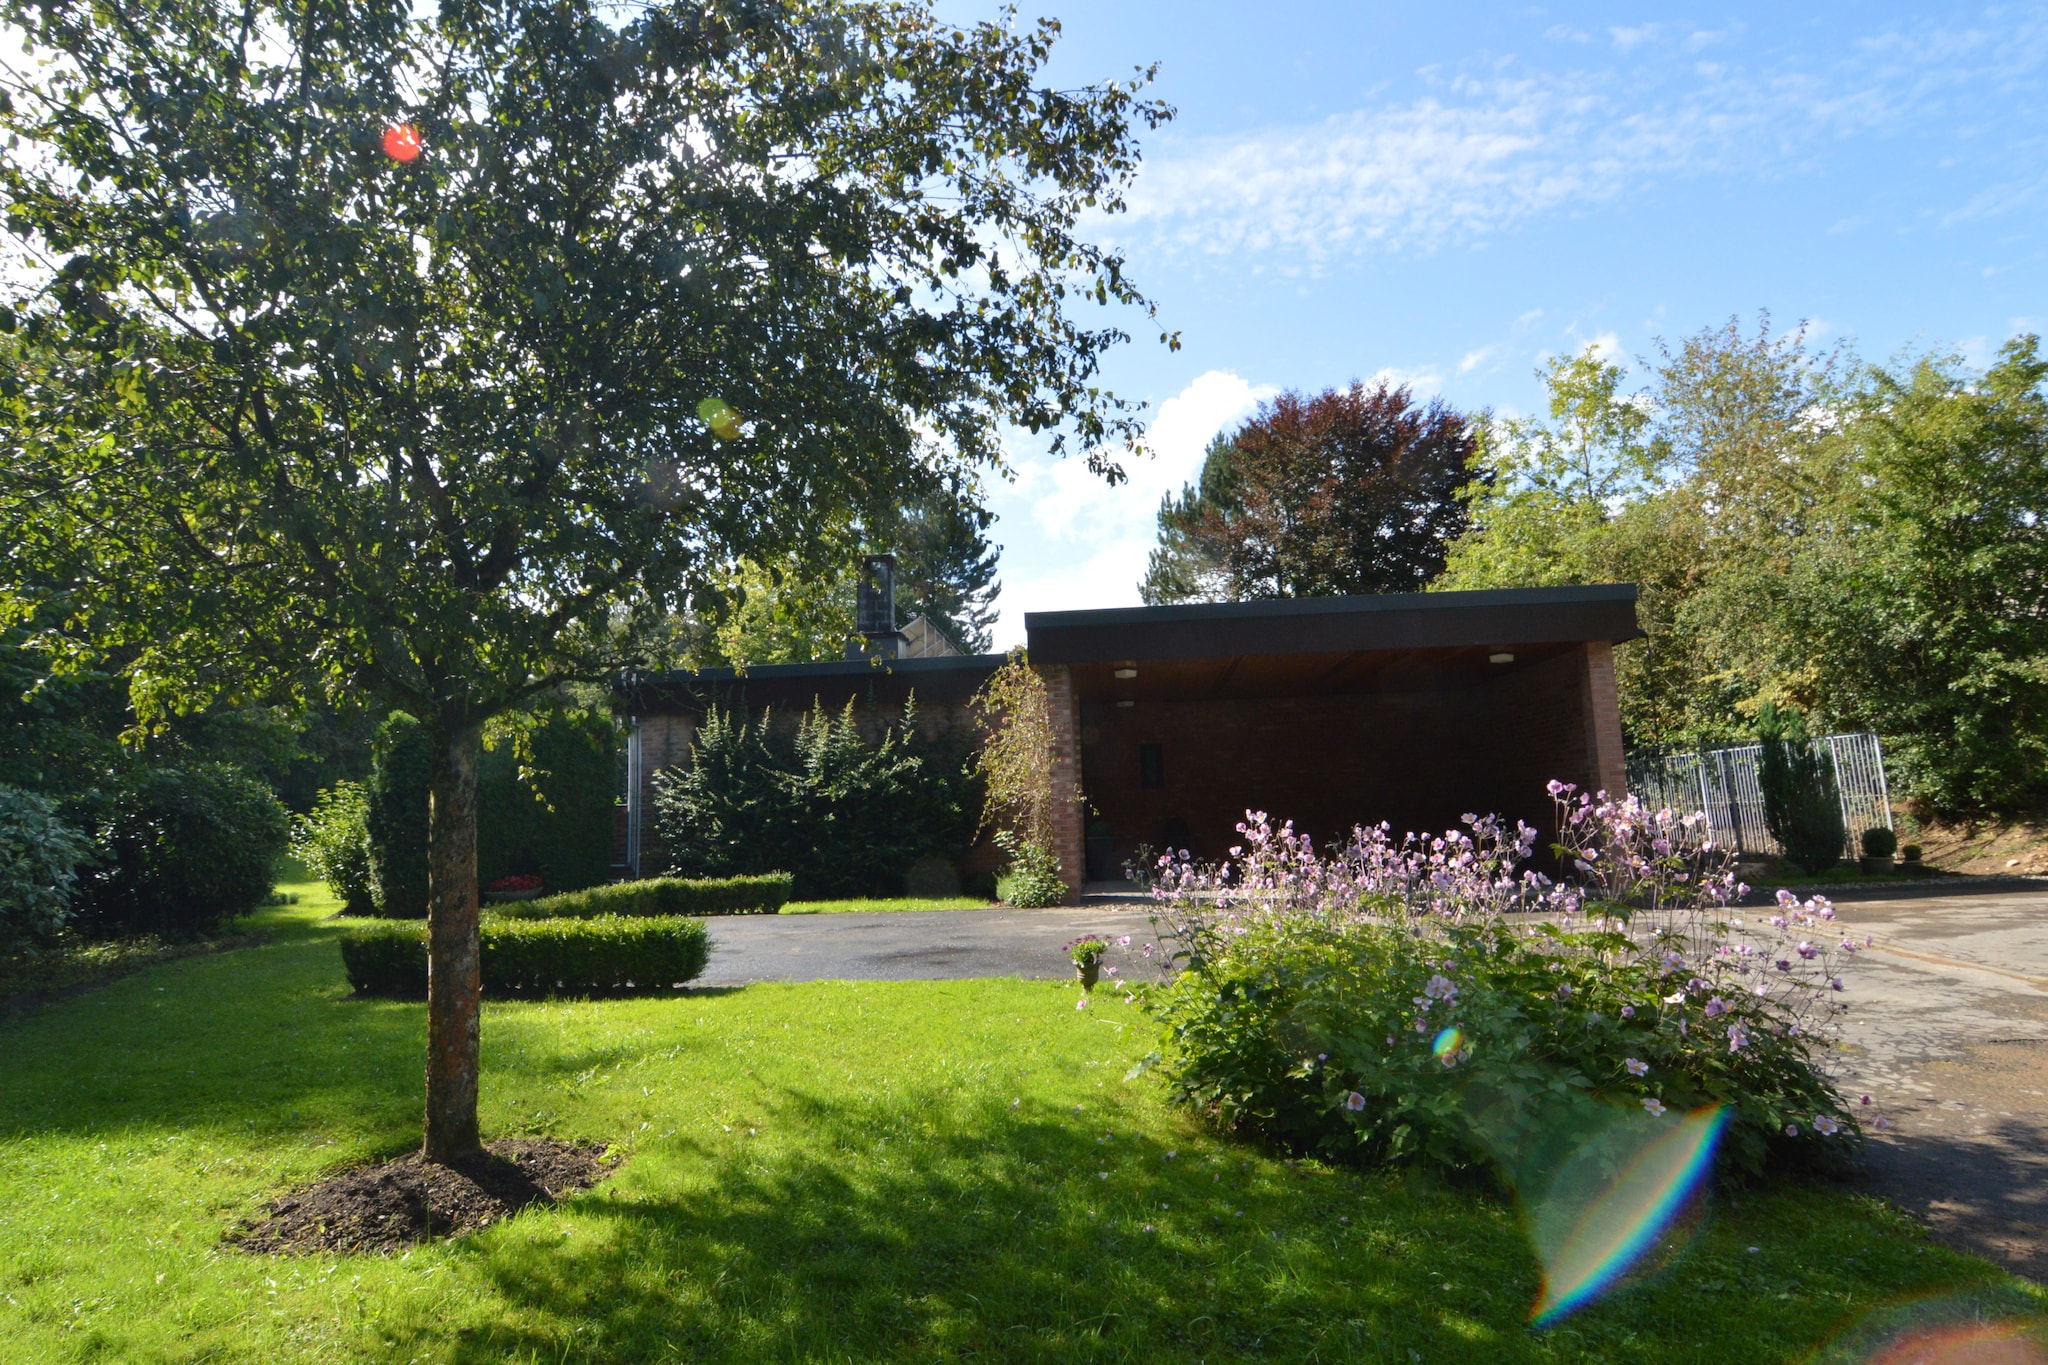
[1757,706,1846,875]
[292,781,377,914]
[1142,787,1861,1182]
[490,873,792,920]
[1900,843,1923,862]
[477,708,619,895]
[0,785,90,959]
[366,713,430,918]
[994,831,1066,907]
[653,698,975,898]
[76,764,290,936]
[1860,826,1897,859]
[339,914,709,998]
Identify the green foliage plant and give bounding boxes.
[0,0,1170,1159]
[292,781,378,915]
[654,699,973,899]
[1860,826,1897,860]
[366,714,431,919]
[972,650,1074,902]
[1146,786,1862,1183]
[490,873,791,920]
[75,764,289,938]
[476,708,619,896]
[339,913,709,998]
[995,831,1068,908]
[0,784,89,959]
[1757,705,1848,876]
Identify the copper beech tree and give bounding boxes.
[0,0,1169,1160]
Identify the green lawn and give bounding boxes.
[780,896,998,914]
[0,878,2038,1364]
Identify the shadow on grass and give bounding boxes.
[418,1085,1522,1365]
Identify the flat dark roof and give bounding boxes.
[1023,584,1641,665]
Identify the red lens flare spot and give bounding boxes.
[382,124,423,163]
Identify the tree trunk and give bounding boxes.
[422,722,483,1164]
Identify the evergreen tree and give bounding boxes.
[893,484,1001,652]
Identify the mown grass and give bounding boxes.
[780,896,998,914]
[0,877,2038,1364]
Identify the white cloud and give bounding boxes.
[988,370,1275,646]
[1458,345,1498,374]
[1117,15,2048,262]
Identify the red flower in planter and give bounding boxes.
[487,874,543,893]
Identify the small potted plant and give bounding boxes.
[1900,843,1925,872]
[1860,826,1897,876]
[1066,935,1108,990]
[485,873,545,903]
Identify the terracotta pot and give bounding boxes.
[1076,960,1100,990]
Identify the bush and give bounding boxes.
[653,698,976,899]
[292,781,377,914]
[491,873,792,920]
[1757,706,1846,875]
[1143,789,1861,1182]
[994,831,1066,907]
[366,713,430,918]
[0,785,90,959]
[339,914,709,998]
[1860,826,1897,859]
[76,764,290,936]
[1900,843,1923,861]
[477,708,619,895]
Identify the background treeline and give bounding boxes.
[1145,319,2048,817]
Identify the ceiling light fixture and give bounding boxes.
[1114,667,1138,680]
[1116,699,1136,709]
[1489,651,1515,665]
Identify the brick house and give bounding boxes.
[619,569,1639,901]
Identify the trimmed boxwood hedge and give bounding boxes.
[339,914,709,999]
[492,873,792,921]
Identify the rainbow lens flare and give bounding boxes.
[1859,1323,2048,1365]
[696,397,742,440]
[1815,1290,2048,1365]
[1431,1026,1465,1061]
[1528,1105,1726,1324]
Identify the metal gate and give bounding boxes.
[1625,733,1893,858]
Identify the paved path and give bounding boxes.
[1825,888,2048,1280]
[698,888,2048,1281]
[697,904,1175,986]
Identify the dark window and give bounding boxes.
[1139,743,1164,789]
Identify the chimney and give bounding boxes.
[849,554,907,659]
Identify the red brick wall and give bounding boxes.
[1040,664,1086,902]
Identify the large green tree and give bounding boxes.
[1141,380,1476,604]
[0,0,1169,1159]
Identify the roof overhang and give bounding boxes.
[1023,584,1642,665]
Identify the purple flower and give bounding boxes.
[1620,1005,1636,1019]
[1625,1057,1649,1077]
[1703,997,1729,1019]
[1814,1115,1840,1136]
[1343,1091,1367,1112]
[1785,1124,1800,1137]
[1642,1097,1667,1116]
[1797,942,1818,960]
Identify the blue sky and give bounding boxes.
[940,1,2048,646]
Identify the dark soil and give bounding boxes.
[229,1137,618,1255]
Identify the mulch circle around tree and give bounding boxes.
[229,1137,618,1256]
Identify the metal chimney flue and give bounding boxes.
[850,554,907,659]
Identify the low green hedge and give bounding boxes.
[339,914,710,999]
[492,873,793,921]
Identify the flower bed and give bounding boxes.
[339,914,709,998]
[1142,785,1866,1180]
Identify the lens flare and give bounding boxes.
[381,124,422,163]
[1431,1026,1465,1062]
[1815,1291,2048,1365]
[1529,1105,1725,1324]
[696,396,742,440]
